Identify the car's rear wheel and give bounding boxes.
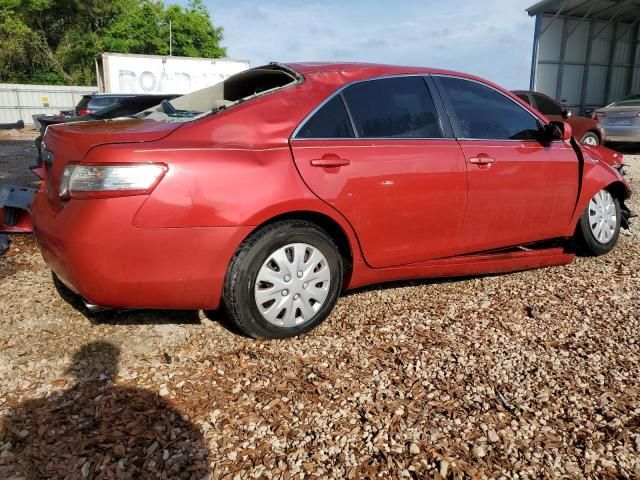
[576,189,620,256]
[580,131,600,146]
[223,220,344,339]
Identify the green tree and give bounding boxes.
[0,0,226,85]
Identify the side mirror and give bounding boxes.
[543,121,573,142]
[561,109,572,119]
[561,121,573,141]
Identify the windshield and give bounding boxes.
[609,94,640,107]
[137,64,299,123]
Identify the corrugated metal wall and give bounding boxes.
[0,84,97,125]
[532,13,639,114]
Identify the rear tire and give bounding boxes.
[576,189,620,256]
[223,220,344,339]
[580,131,600,146]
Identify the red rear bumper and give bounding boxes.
[31,191,252,309]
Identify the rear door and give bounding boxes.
[435,76,579,254]
[290,75,467,268]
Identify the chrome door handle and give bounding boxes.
[469,156,496,165]
[310,157,350,167]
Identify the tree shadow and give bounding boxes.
[0,341,210,478]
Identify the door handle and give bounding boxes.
[310,155,350,168]
[469,155,496,165]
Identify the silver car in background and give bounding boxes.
[596,94,640,143]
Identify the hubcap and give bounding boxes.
[582,135,598,146]
[254,243,331,327]
[588,190,616,244]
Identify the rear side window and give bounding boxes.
[89,97,119,108]
[439,77,542,140]
[76,96,91,109]
[296,96,355,139]
[532,94,563,116]
[343,77,443,138]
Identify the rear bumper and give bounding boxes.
[603,124,640,142]
[31,192,252,309]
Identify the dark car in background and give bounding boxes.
[595,94,640,144]
[74,93,175,116]
[513,90,605,146]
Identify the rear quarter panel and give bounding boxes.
[86,84,367,263]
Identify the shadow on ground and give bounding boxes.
[0,139,39,187]
[52,272,246,335]
[0,341,210,478]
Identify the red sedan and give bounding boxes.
[32,63,632,338]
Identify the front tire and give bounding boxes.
[223,220,344,339]
[580,131,600,146]
[576,189,621,256]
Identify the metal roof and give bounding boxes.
[527,0,640,24]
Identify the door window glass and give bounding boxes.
[342,76,443,138]
[439,77,542,140]
[532,94,563,116]
[296,95,355,138]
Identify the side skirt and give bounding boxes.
[347,245,575,290]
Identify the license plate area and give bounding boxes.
[609,118,632,126]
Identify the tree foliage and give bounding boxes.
[0,0,226,85]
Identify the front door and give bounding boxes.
[290,76,467,268]
[435,75,579,254]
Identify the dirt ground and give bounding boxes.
[0,130,639,479]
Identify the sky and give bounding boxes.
[194,0,537,90]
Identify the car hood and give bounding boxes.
[581,144,623,168]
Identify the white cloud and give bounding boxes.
[206,0,535,89]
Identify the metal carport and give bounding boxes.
[528,0,640,115]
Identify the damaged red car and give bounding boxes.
[32,62,633,338]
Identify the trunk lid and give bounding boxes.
[598,106,640,126]
[42,118,182,208]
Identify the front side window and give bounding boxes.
[296,96,355,139]
[439,77,542,140]
[342,76,443,138]
[532,94,563,116]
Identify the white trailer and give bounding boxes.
[95,53,249,94]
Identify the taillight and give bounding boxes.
[60,163,167,199]
[77,109,91,116]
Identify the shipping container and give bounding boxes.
[95,53,249,94]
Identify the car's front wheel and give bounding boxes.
[223,220,344,339]
[580,131,600,146]
[576,189,621,256]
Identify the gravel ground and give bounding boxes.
[1,131,639,479]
